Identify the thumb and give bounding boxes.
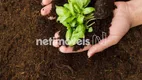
[87,35,122,58]
[87,2,131,58]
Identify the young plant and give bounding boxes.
[56,0,95,46]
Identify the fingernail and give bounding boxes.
[87,52,93,58]
[87,48,97,58]
[41,2,44,5]
[88,54,91,58]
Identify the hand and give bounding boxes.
[41,0,134,58]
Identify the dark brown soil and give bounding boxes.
[0,0,142,80]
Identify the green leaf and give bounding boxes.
[70,20,76,27]
[67,25,86,46]
[62,22,70,28]
[67,37,80,46]
[71,25,85,39]
[66,28,72,41]
[73,4,81,13]
[83,0,90,7]
[56,6,69,16]
[88,27,93,32]
[69,0,90,8]
[66,16,76,23]
[77,15,84,24]
[69,0,83,8]
[83,7,95,14]
[57,16,68,23]
[76,0,84,8]
[69,3,76,15]
[75,24,86,33]
[64,3,70,9]
[67,31,85,46]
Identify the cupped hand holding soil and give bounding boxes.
[41,0,142,58]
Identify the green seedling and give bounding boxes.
[56,0,96,46]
